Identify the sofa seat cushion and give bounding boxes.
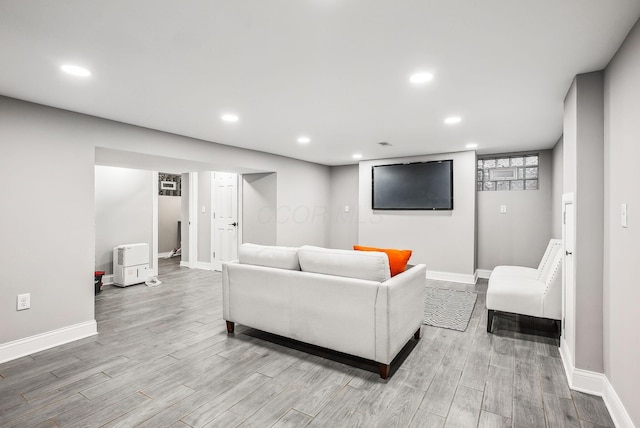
[491,265,538,280]
[238,243,300,270]
[298,245,391,282]
[486,276,545,318]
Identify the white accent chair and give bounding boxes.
[486,239,563,333]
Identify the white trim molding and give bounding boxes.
[195,261,213,271]
[426,270,477,284]
[560,339,635,428]
[476,269,492,279]
[152,171,159,274]
[0,320,97,364]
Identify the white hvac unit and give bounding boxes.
[113,243,149,287]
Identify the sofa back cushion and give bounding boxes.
[238,243,301,270]
[298,245,391,282]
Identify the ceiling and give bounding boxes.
[1,1,639,166]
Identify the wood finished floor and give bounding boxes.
[0,257,615,427]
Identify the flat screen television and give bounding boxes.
[372,160,453,210]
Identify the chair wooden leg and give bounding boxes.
[226,321,235,334]
[487,310,495,333]
[414,327,422,340]
[378,363,390,379]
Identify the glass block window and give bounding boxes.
[477,154,539,191]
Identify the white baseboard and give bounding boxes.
[178,261,212,271]
[426,270,477,284]
[102,274,114,285]
[476,269,492,279]
[0,320,97,364]
[195,261,213,270]
[158,251,171,258]
[560,338,635,428]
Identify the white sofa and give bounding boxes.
[222,243,427,378]
[486,239,563,332]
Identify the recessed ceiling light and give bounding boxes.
[444,116,462,125]
[409,72,434,84]
[297,136,311,144]
[352,153,363,160]
[466,143,478,149]
[60,64,91,77]
[221,114,239,123]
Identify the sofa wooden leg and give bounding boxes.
[226,321,235,334]
[487,310,495,333]
[414,327,422,340]
[378,364,390,379]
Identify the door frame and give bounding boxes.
[561,192,576,364]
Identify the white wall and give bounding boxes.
[551,137,564,239]
[92,133,330,248]
[603,18,640,426]
[180,173,190,262]
[0,98,95,345]
[95,166,154,274]
[477,150,553,270]
[564,72,605,373]
[359,151,476,279]
[328,165,359,250]
[158,195,181,253]
[0,95,331,355]
[242,173,277,245]
[197,171,212,264]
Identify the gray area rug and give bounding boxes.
[424,287,478,332]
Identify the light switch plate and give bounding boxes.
[621,203,628,228]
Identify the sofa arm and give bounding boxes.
[221,260,239,321]
[375,264,427,364]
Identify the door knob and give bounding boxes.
[565,250,573,256]
[229,222,238,227]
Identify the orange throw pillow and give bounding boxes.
[353,245,412,277]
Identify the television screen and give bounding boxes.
[372,160,453,210]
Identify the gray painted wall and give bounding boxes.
[564,72,605,373]
[477,150,552,270]
[89,127,330,248]
[158,195,181,253]
[328,165,359,250]
[359,151,476,276]
[197,171,212,264]
[95,166,154,274]
[0,95,330,350]
[0,98,95,344]
[242,173,277,245]
[604,18,640,426]
[551,138,564,239]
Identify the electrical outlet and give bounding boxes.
[500,205,507,214]
[17,293,30,311]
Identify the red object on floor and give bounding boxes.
[94,271,105,294]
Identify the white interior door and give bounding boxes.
[562,193,575,361]
[212,172,238,271]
